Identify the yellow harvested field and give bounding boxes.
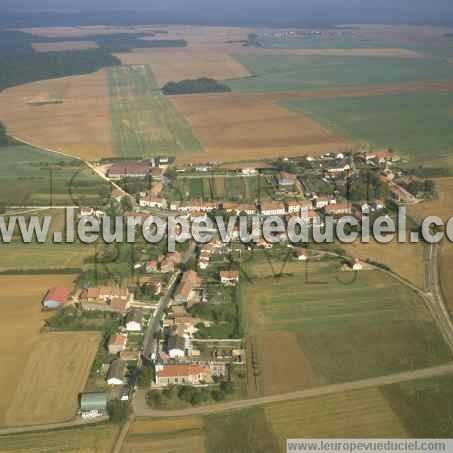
[171,92,353,164]
[123,416,205,453]
[32,41,99,52]
[0,70,112,161]
[342,238,426,289]
[0,274,77,427]
[5,331,100,427]
[266,387,407,446]
[252,332,317,397]
[114,49,251,86]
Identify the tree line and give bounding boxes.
[162,78,231,95]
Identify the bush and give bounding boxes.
[220,381,235,394]
[211,390,226,401]
[162,78,231,95]
[107,400,130,423]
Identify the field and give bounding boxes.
[0,70,113,161]
[171,92,352,164]
[32,41,99,52]
[241,253,451,396]
[5,331,100,426]
[167,174,275,202]
[0,423,120,452]
[0,144,111,206]
[107,65,202,158]
[340,238,426,289]
[284,90,453,162]
[226,55,453,93]
[115,49,251,86]
[0,274,77,427]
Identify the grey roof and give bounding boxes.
[80,392,107,411]
[167,335,185,351]
[125,309,144,325]
[107,359,126,381]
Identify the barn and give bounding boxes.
[80,392,108,418]
[42,286,71,310]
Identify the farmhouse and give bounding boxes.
[108,161,151,180]
[156,364,213,386]
[174,270,201,306]
[125,309,145,332]
[324,203,352,216]
[83,286,129,303]
[277,171,297,187]
[107,359,126,385]
[167,335,186,359]
[139,194,166,209]
[80,392,107,419]
[260,201,286,216]
[108,334,128,355]
[220,270,240,285]
[42,287,71,310]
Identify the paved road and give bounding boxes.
[133,363,453,418]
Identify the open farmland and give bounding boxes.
[115,49,251,86]
[241,253,451,395]
[0,423,120,452]
[0,70,113,160]
[167,174,275,202]
[285,90,453,162]
[0,144,111,206]
[171,92,352,164]
[122,417,206,453]
[5,331,100,426]
[0,274,77,427]
[108,64,202,158]
[226,55,453,93]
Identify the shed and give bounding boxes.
[42,287,71,310]
[80,392,107,413]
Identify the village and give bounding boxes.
[39,146,436,420]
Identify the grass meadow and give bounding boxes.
[227,55,453,93]
[240,252,451,394]
[284,90,453,162]
[107,65,202,158]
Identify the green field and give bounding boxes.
[0,144,111,206]
[226,55,453,92]
[167,175,275,203]
[284,90,453,161]
[108,65,202,158]
[241,253,451,388]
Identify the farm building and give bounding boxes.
[155,364,213,386]
[42,286,71,310]
[167,335,186,359]
[277,171,297,187]
[220,270,240,285]
[174,270,202,306]
[125,309,145,332]
[108,161,151,180]
[80,392,108,418]
[107,359,126,385]
[108,334,128,355]
[260,201,286,216]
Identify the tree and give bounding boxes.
[137,365,154,389]
[211,390,226,401]
[220,381,235,394]
[107,400,130,423]
[146,390,162,407]
[0,121,8,146]
[120,196,133,213]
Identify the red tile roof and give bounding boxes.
[158,364,211,378]
[45,287,70,304]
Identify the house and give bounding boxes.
[167,335,186,359]
[79,207,105,219]
[139,195,166,209]
[295,248,308,261]
[107,359,126,385]
[146,260,159,273]
[120,350,140,362]
[220,270,240,285]
[160,252,183,273]
[174,271,201,306]
[108,161,151,180]
[352,258,363,271]
[84,286,129,303]
[366,149,400,165]
[156,364,213,386]
[125,309,145,332]
[313,195,336,209]
[277,171,297,187]
[42,287,71,310]
[260,201,286,216]
[324,203,352,216]
[80,392,107,419]
[108,334,128,355]
[110,298,131,314]
[242,168,258,176]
